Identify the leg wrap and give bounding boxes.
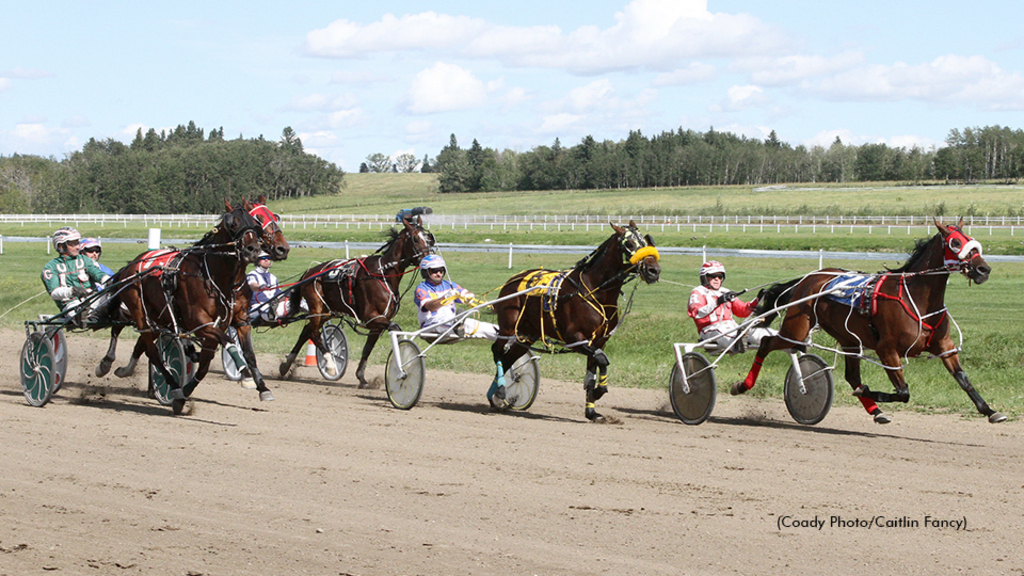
[742,355,765,390]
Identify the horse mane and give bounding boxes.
[575,233,618,271]
[884,233,939,274]
[374,227,402,256]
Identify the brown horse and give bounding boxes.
[279,215,435,387]
[220,196,290,400]
[96,197,290,405]
[735,218,1003,424]
[489,222,661,422]
[102,200,263,413]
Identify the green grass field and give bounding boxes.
[3,239,1021,421]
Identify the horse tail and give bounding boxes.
[287,280,305,317]
[753,278,801,327]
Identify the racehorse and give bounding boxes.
[98,200,263,413]
[489,222,661,422]
[96,197,290,405]
[279,215,435,387]
[735,218,1004,424]
[221,196,290,399]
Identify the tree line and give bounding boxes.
[429,125,1024,193]
[0,122,345,214]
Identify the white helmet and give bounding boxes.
[419,254,447,279]
[52,227,81,253]
[80,237,102,253]
[699,260,726,287]
[257,251,271,260]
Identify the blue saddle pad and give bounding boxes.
[823,273,875,309]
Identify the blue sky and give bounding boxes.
[3,0,1022,172]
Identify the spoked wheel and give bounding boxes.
[385,339,424,410]
[149,335,197,408]
[669,352,717,425]
[316,322,349,381]
[784,353,834,425]
[506,354,540,411]
[222,327,243,382]
[21,331,56,407]
[50,328,69,394]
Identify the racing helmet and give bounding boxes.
[256,251,272,266]
[52,227,81,254]
[699,260,726,287]
[80,237,102,254]
[419,254,447,279]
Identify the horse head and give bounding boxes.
[612,220,661,284]
[221,199,263,263]
[399,215,436,267]
[936,218,990,285]
[248,195,290,261]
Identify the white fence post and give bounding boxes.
[148,228,161,250]
[508,243,513,269]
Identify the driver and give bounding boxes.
[414,254,498,341]
[247,252,289,323]
[688,260,770,353]
[41,227,111,323]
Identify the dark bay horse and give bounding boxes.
[735,218,1003,424]
[222,197,290,400]
[96,197,290,405]
[489,222,661,422]
[279,216,435,387]
[101,200,263,413]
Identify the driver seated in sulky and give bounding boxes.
[688,260,773,353]
[414,254,498,342]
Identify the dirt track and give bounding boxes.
[2,328,1022,576]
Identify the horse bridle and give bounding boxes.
[941,225,983,274]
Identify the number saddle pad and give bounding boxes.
[323,258,362,305]
[516,270,570,313]
[823,272,877,313]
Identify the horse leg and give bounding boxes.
[489,340,530,411]
[578,346,614,423]
[114,336,146,378]
[354,326,386,389]
[95,325,124,377]
[842,351,891,424]
[280,322,315,378]
[236,325,274,401]
[852,348,911,404]
[733,310,811,395]
[940,353,1005,423]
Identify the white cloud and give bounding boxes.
[808,55,1024,110]
[306,12,488,57]
[326,108,367,128]
[742,52,864,86]
[803,129,943,150]
[804,128,860,148]
[653,62,717,86]
[289,93,358,112]
[538,113,583,134]
[404,62,486,114]
[497,86,530,112]
[0,77,11,92]
[304,0,791,75]
[6,67,54,79]
[709,84,767,112]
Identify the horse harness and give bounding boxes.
[513,225,659,349]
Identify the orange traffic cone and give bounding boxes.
[304,340,317,366]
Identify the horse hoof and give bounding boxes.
[988,412,1007,424]
[873,412,892,424]
[259,390,275,402]
[114,366,134,378]
[240,378,257,389]
[172,398,187,415]
[95,359,112,377]
[730,382,749,396]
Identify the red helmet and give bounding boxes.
[699,260,726,287]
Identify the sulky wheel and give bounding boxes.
[50,328,69,395]
[149,335,196,407]
[222,327,243,382]
[385,339,424,410]
[669,352,717,425]
[316,322,349,381]
[506,354,540,411]
[21,331,56,407]
[784,353,834,425]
